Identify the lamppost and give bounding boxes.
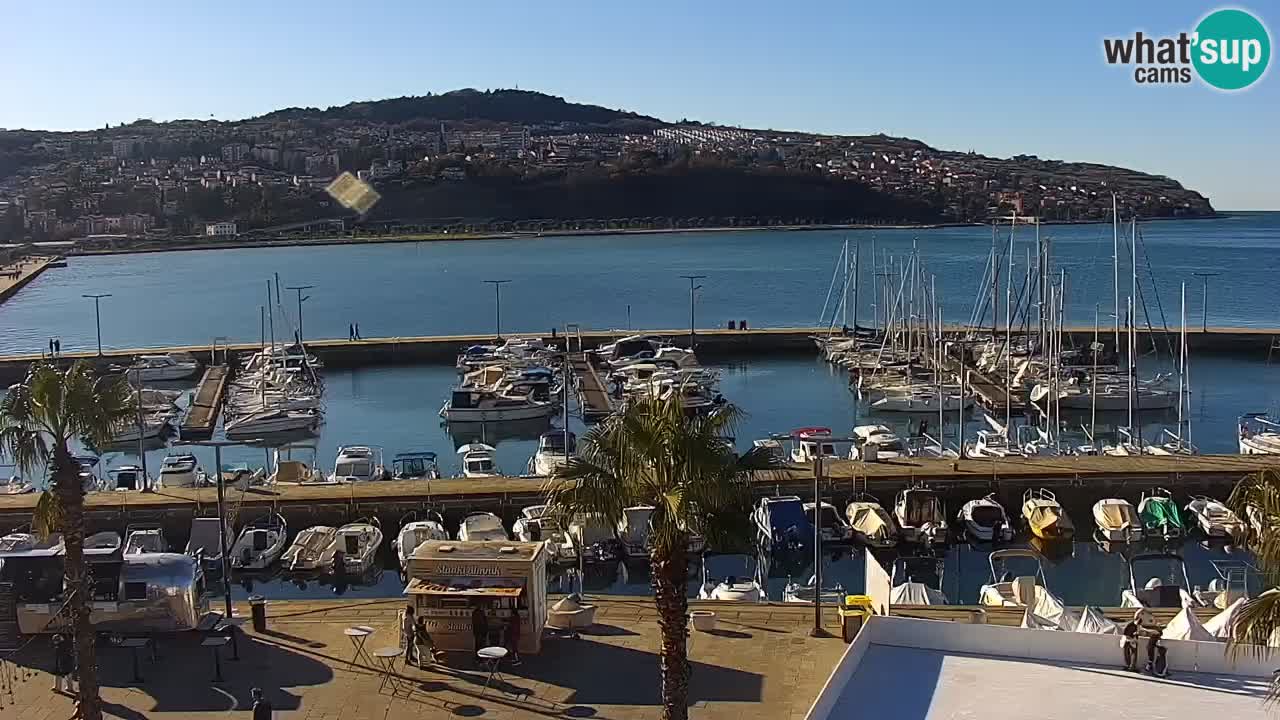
[285,285,314,343]
[484,280,511,339]
[82,293,111,355]
[1192,272,1218,333]
[680,275,706,349]
[186,438,257,622]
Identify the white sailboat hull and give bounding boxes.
[442,403,557,422]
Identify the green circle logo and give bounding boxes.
[1193,9,1271,90]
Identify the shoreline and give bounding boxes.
[66,213,1231,257]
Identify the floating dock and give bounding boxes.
[570,351,616,419]
[0,454,1272,539]
[178,365,229,440]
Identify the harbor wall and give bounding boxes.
[1,324,1277,382]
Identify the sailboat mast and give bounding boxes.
[1131,218,1138,358]
[991,222,999,341]
[1179,282,1187,446]
[842,238,850,331]
[266,281,276,355]
[1005,213,1015,435]
[870,237,879,333]
[1091,304,1099,444]
[1112,193,1121,359]
[851,242,860,333]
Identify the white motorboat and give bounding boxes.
[698,554,764,602]
[894,485,947,546]
[889,555,948,605]
[112,353,200,381]
[844,495,898,548]
[751,438,786,464]
[852,424,910,460]
[1022,488,1074,541]
[805,501,854,543]
[978,549,1067,626]
[282,525,338,571]
[753,495,813,553]
[185,517,233,567]
[1184,496,1245,539]
[512,505,576,562]
[964,429,1024,459]
[787,427,850,464]
[457,512,509,542]
[106,465,150,492]
[332,520,383,575]
[0,532,61,553]
[225,408,319,438]
[1092,498,1143,543]
[440,387,557,422]
[1,473,33,495]
[1239,413,1280,454]
[230,514,288,570]
[783,575,845,604]
[527,430,576,476]
[327,445,386,483]
[111,412,173,442]
[158,454,200,488]
[391,451,440,480]
[1120,552,1201,609]
[269,458,326,485]
[393,512,449,567]
[957,494,1013,542]
[871,389,972,413]
[124,524,167,555]
[617,505,655,557]
[457,443,500,478]
[566,514,623,562]
[85,531,122,554]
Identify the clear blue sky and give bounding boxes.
[2,0,1276,208]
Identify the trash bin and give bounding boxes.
[249,595,267,633]
[839,594,872,643]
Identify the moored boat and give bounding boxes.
[1022,488,1074,541]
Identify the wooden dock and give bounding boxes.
[0,454,1274,538]
[939,353,1027,412]
[178,365,229,440]
[570,351,615,419]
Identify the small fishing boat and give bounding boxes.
[889,555,948,605]
[527,430,576,476]
[964,429,1025,459]
[457,443,500,478]
[1138,488,1184,540]
[1120,553,1200,609]
[751,438,787,464]
[84,531,122,555]
[1022,488,1074,541]
[1184,496,1244,539]
[393,512,449,567]
[844,495,898,548]
[566,514,623,562]
[753,495,813,553]
[457,512,508,542]
[957,494,1013,543]
[106,465,150,492]
[851,424,910,460]
[0,532,59,553]
[512,505,575,562]
[124,524,167,555]
[111,353,200,381]
[440,387,557,423]
[327,445,387,483]
[783,575,845,604]
[185,517,234,570]
[282,525,338,571]
[391,451,440,480]
[225,408,320,438]
[1092,498,1143,543]
[787,427,850,464]
[158,454,200,488]
[871,389,971,413]
[268,458,325,485]
[332,520,383,575]
[1,473,33,495]
[894,484,947,546]
[111,412,173,443]
[698,554,764,602]
[804,501,854,543]
[978,549,1067,626]
[617,505,655,556]
[230,514,288,570]
[1239,413,1280,455]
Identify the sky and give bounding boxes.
[1,0,1277,209]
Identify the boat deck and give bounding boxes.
[177,365,228,440]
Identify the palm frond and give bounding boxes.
[31,490,64,540]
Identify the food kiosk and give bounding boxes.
[405,540,547,655]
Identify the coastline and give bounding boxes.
[66,213,1231,257]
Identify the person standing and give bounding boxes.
[52,633,73,694]
[505,610,522,666]
[354,323,361,340]
[401,605,417,667]
[53,338,60,356]
[471,602,489,652]
[251,687,274,719]
[348,323,355,341]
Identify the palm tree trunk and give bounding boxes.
[651,541,690,720]
[53,446,102,720]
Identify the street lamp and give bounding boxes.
[185,438,258,623]
[82,293,111,355]
[1192,273,1219,333]
[484,280,512,339]
[285,285,315,343]
[680,275,706,349]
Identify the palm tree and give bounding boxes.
[544,393,776,720]
[1226,467,1280,697]
[0,360,134,720]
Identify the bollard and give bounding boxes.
[249,595,267,633]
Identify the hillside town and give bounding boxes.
[0,91,1215,248]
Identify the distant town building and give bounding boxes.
[221,142,251,163]
[205,221,237,237]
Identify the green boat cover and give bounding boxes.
[1140,497,1185,532]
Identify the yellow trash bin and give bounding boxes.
[839,594,873,643]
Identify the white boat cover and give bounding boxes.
[1020,608,1061,630]
[848,504,892,540]
[890,582,947,605]
[1203,597,1246,639]
[1094,500,1138,530]
[1163,607,1216,642]
[1074,606,1119,634]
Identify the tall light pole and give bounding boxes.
[484,280,511,339]
[82,293,111,355]
[186,438,257,622]
[1192,272,1218,333]
[680,275,706,349]
[285,285,314,343]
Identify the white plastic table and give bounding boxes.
[344,626,376,668]
[477,646,508,695]
[372,647,405,693]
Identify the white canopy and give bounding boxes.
[1074,606,1119,634]
[1163,606,1216,642]
[1020,608,1061,631]
[1203,597,1246,639]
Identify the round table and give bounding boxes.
[372,647,405,693]
[477,646,509,695]
[344,626,375,668]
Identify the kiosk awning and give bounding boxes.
[405,577,525,598]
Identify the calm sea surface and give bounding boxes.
[4,214,1279,604]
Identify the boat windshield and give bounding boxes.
[808,505,842,528]
[768,500,810,530]
[336,460,371,477]
[468,458,495,473]
[970,506,1005,527]
[903,492,941,525]
[395,458,429,476]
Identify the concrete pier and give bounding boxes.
[178,365,229,439]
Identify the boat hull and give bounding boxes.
[443,404,557,422]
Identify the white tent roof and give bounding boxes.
[1020,608,1061,631]
[1163,606,1217,642]
[1074,605,1120,634]
[1204,597,1246,639]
